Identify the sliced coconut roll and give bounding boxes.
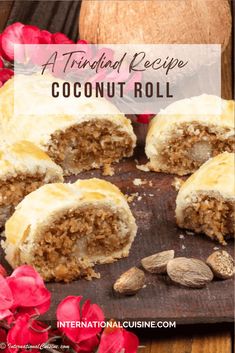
[146,95,234,175]
[176,152,235,245]
[4,178,137,282]
[0,74,136,175]
[0,141,63,228]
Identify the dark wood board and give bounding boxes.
[1,140,234,326]
[47,150,235,325]
[0,0,234,328]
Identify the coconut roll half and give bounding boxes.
[146,95,234,176]
[0,141,63,228]
[176,152,235,245]
[0,74,136,175]
[4,178,137,282]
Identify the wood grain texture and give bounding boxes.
[0,1,13,32]
[139,331,232,353]
[222,0,234,100]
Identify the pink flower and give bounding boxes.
[98,325,139,353]
[6,265,51,315]
[0,57,3,68]
[0,68,14,87]
[0,23,75,62]
[0,22,25,61]
[52,33,73,44]
[7,314,49,353]
[57,296,104,344]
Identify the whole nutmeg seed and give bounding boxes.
[141,250,175,274]
[206,250,234,279]
[113,267,145,295]
[167,257,213,288]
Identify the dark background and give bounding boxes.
[0,1,234,352]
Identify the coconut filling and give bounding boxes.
[181,194,235,245]
[47,120,133,175]
[0,173,48,228]
[158,124,234,174]
[27,206,131,282]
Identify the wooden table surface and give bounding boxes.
[0,1,234,352]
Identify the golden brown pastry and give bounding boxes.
[176,152,235,244]
[145,95,235,175]
[4,178,137,282]
[0,141,63,228]
[0,74,136,175]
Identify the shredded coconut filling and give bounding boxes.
[0,173,47,227]
[25,206,131,282]
[182,194,235,244]
[47,120,133,175]
[158,124,234,174]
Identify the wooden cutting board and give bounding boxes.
[1,137,233,326]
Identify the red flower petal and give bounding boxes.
[17,297,51,316]
[73,335,99,353]
[10,265,44,286]
[0,328,7,342]
[57,296,82,342]
[99,326,139,353]
[81,300,105,340]
[0,58,3,69]
[0,68,14,86]
[1,22,24,61]
[0,68,14,81]
[122,330,139,353]
[29,319,49,345]
[136,113,154,124]
[98,326,123,353]
[39,30,53,44]
[57,296,82,322]
[21,25,40,44]
[77,39,88,45]
[0,309,13,321]
[0,329,8,353]
[7,314,48,353]
[0,275,14,310]
[7,265,51,313]
[52,33,74,44]
[7,277,50,308]
[57,296,104,344]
